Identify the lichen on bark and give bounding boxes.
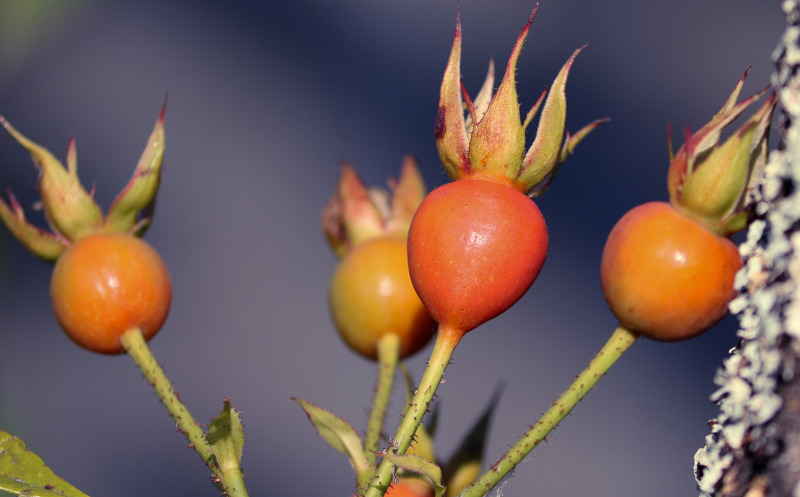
[694,1,800,495]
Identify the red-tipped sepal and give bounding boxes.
[0,117,103,241]
[667,71,776,236]
[106,101,167,236]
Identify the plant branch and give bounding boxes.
[121,328,250,497]
[459,325,639,497]
[361,334,401,490]
[364,326,462,497]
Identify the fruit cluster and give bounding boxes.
[0,5,777,497]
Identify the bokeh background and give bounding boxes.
[0,1,784,496]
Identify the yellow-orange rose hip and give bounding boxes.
[600,201,741,341]
[50,233,172,354]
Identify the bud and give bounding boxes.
[0,102,167,261]
[435,4,607,195]
[321,156,425,258]
[667,70,776,236]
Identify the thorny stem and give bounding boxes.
[363,334,402,483]
[120,328,250,497]
[364,326,463,497]
[458,325,639,497]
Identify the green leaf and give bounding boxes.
[207,399,245,474]
[382,453,446,497]
[0,431,90,497]
[293,398,369,475]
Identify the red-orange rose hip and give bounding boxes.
[600,201,741,341]
[50,233,172,354]
[408,178,548,334]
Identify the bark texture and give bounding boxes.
[694,2,800,496]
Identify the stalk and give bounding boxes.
[120,328,249,497]
[360,333,401,490]
[364,326,463,497]
[459,325,639,497]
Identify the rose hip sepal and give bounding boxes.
[410,4,606,343]
[602,71,776,342]
[322,157,435,361]
[667,69,776,237]
[320,158,435,488]
[0,104,172,354]
[0,103,166,260]
[0,107,250,497]
[368,7,605,497]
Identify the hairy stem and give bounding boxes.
[121,328,250,497]
[360,334,401,489]
[364,326,462,497]
[121,328,214,463]
[459,325,639,497]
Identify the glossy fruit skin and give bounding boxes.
[601,201,741,341]
[329,237,435,360]
[407,178,548,333]
[50,233,172,354]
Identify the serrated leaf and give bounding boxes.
[0,431,89,497]
[208,399,245,473]
[382,453,446,497]
[293,398,369,475]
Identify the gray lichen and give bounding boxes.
[694,1,800,495]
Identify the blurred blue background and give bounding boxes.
[0,1,783,496]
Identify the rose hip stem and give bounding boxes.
[362,333,402,486]
[364,326,463,497]
[120,328,250,497]
[458,325,639,497]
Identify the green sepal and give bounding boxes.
[293,398,370,477]
[386,156,427,239]
[667,70,769,207]
[382,453,446,497]
[0,192,66,261]
[0,117,103,241]
[466,11,531,181]
[105,102,166,236]
[528,117,610,198]
[517,46,584,192]
[207,399,245,479]
[678,121,756,225]
[667,71,776,236]
[0,431,90,497]
[434,14,470,180]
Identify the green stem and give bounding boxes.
[120,328,214,464]
[120,328,249,497]
[459,325,639,497]
[365,326,462,497]
[363,334,401,480]
[220,464,248,497]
